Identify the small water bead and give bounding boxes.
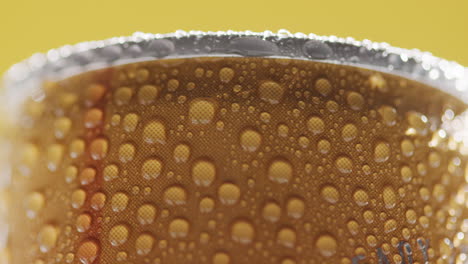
[384,219,397,233]
[46,144,64,171]
[137,204,157,225]
[118,143,136,163]
[173,144,190,163]
[111,192,129,212]
[143,120,167,144]
[114,87,133,106]
[374,141,391,163]
[85,83,106,106]
[347,220,359,235]
[240,129,262,152]
[400,166,413,182]
[212,252,231,264]
[163,185,187,205]
[218,183,241,205]
[70,139,85,159]
[366,235,378,247]
[400,139,415,157]
[122,113,139,132]
[111,114,121,126]
[298,136,310,148]
[192,159,216,187]
[169,218,190,238]
[405,209,417,224]
[116,251,127,262]
[419,187,430,201]
[317,139,331,154]
[65,253,75,263]
[363,210,374,224]
[316,235,337,257]
[258,80,285,104]
[432,184,446,202]
[406,111,429,135]
[262,202,281,222]
[109,224,130,246]
[54,117,72,138]
[84,108,103,129]
[286,197,305,219]
[141,158,163,180]
[428,151,442,168]
[138,85,159,105]
[200,197,215,213]
[281,258,296,264]
[267,158,293,184]
[341,124,358,142]
[383,186,397,209]
[189,99,216,125]
[20,143,39,170]
[167,79,179,91]
[346,92,365,111]
[135,233,155,256]
[378,105,397,126]
[25,191,45,218]
[71,189,87,209]
[231,220,255,244]
[277,124,289,137]
[277,227,296,248]
[77,240,99,264]
[321,185,340,204]
[103,164,119,181]
[307,116,325,134]
[85,192,104,211]
[369,74,387,92]
[260,112,271,123]
[219,67,235,83]
[353,189,369,206]
[335,156,353,173]
[76,213,92,232]
[37,225,58,252]
[89,137,108,160]
[79,167,96,186]
[315,78,332,97]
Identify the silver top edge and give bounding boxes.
[2,29,468,106]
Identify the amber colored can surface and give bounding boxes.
[2,56,468,264]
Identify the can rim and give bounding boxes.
[2,29,468,103]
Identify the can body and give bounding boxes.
[1,46,468,263]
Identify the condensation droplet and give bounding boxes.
[374,141,391,163]
[135,233,155,256]
[37,225,58,253]
[231,220,254,244]
[109,224,130,247]
[240,129,262,152]
[277,227,296,248]
[307,116,325,134]
[169,218,190,238]
[218,183,241,205]
[163,185,187,206]
[335,156,353,174]
[316,235,337,257]
[137,204,157,225]
[143,120,167,144]
[258,81,285,104]
[173,144,191,163]
[268,158,293,184]
[353,189,369,206]
[189,99,216,125]
[321,185,340,204]
[111,192,129,212]
[192,159,216,187]
[77,240,99,264]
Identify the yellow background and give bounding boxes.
[1,0,468,75]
